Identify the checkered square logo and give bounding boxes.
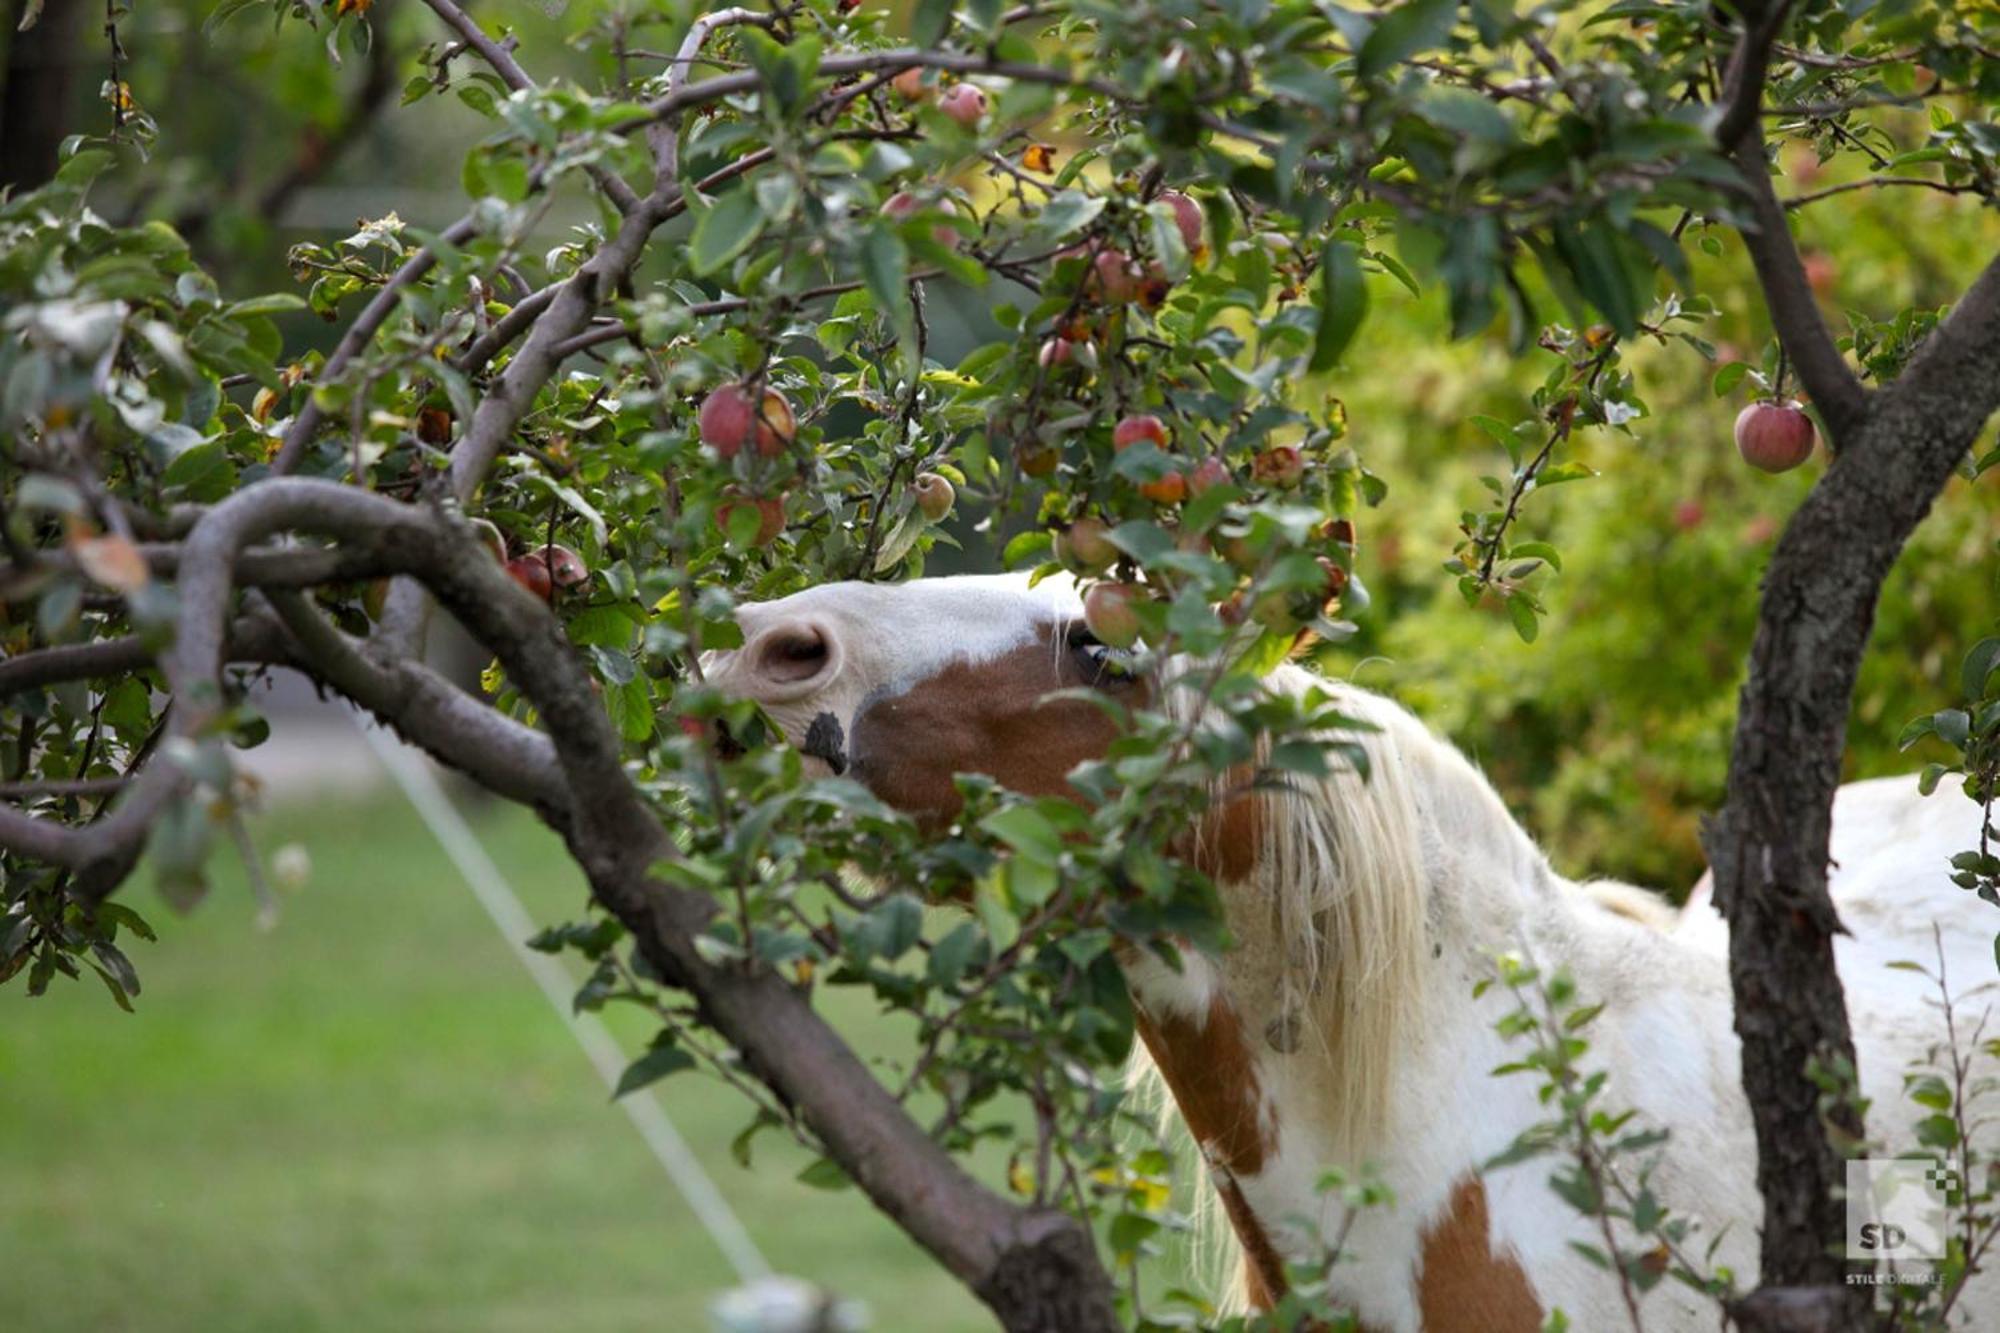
[1846,1159,1950,1262]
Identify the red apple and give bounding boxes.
[717,490,785,547]
[1251,444,1305,488]
[1187,456,1232,496]
[417,406,453,445]
[1054,518,1117,575]
[505,553,554,602]
[1734,401,1817,473]
[1318,517,1356,548]
[912,472,955,523]
[538,543,589,588]
[1091,248,1141,305]
[1038,337,1076,370]
[1083,581,1145,648]
[1112,414,1168,451]
[881,192,960,249]
[1138,470,1187,505]
[1672,500,1705,532]
[1157,190,1203,252]
[939,83,987,127]
[891,68,928,102]
[700,383,794,458]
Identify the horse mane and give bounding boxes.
[1137,655,1581,1305]
[1155,660,1433,1156]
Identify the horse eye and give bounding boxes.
[1070,634,1135,685]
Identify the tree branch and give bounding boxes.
[259,588,567,812]
[13,477,1120,1332]
[418,0,642,216]
[272,216,481,474]
[1713,0,1797,154]
[1714,0,1870,438]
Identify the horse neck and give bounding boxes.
[1161,670,1639,1165]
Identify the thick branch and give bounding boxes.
[260,588,566,812]
[17,478,1119,1333]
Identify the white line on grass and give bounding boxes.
[356,721,772,1283]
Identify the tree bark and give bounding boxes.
[0,0,89,192]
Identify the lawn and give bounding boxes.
[0,785,996,1333]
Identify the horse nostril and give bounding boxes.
[751,622,835,688]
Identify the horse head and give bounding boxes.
[704,573,1145,825]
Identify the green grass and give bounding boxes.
[0,791,994,1333]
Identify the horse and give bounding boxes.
[704,571,1997,1331]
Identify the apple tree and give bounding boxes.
[2,0,1997,1329]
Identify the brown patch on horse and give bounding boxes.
[846,627,1138,824]
[1176,764,1264,883]
[1133,995,1284,1303]
[1416,1177,1542,1332]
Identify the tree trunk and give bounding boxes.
[1706,255,2000,1329]
[1,0,89,191]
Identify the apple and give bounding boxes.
[1112,414,1168,451]
[1251,444,1305,489]
[912,472,955,523]
[1672,500,1705,532]
[1216,591,1249,627]
[539,543,589,588]
[1734,401,1817,473]
[1016,439,1059,477]
[1038,337,1076,370]
[700,383,795,458]
[1054,518,1117,575]
[1216,531,1262,573]
[881,192,960,249]
[1187,456,1232,496]
[1157,190,1203,253]
[1083,581,1145,649]
[717,490,786,547]
[891,67,928,102]
[1318,517,1356,548]
[1801,251,1837,297]
[1138,469,1187,505]
[417,406,453,445]
[1091,248,1141,305]
[939,83,987,127]
[505,553,554,602]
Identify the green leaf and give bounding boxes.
[796,1157,853,1191]
[1508,594,1540,643]
[1961,637,2000,700]
[1934,708,1971,749]
[1034,190,1106,242]
[225,294,308,319]
[980,805,1063,864]
[688,188,766,277]
[927,921,984,987]
[1357,0,1458,80]
[1311,240,1368,373]
[614,1042,695,1098]
[1711,361,1749,397]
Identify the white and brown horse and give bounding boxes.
[706,572,1996,1331]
